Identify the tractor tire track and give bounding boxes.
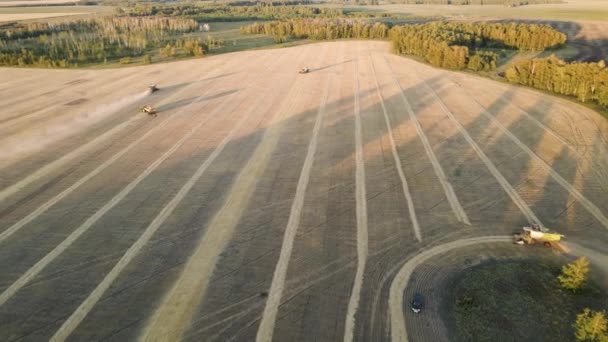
[384,57,470,226]
[0,54,253,244]
[439,75,608,230]
[414,72,545,228]
[369,51,421,242]
[343,51,369,342]
[137,47,313,342]
[389,236,511,342]
[48,48,295,342]
[255,49,334,342]
[0,73,244,307]
[0,63,219,204]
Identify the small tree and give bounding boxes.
[574,309,608,342]
[160,44,175,58]
[558,257,589,292]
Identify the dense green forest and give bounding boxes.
[505,56,608,109]
[0,17,202,67]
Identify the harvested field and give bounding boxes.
[0,41,607,341]
[0,0,79,6]
[0,5,109,22]
[0,12,84,21]
[366,0,608,22]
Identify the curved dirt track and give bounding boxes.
[393,240,599,342]
[0,41,607,341]
[389,236,511,342]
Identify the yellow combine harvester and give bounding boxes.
[513,223,564,249]
[140,105,157,117]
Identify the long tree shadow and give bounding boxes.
[422,74,533,234]
[0,59,398,341]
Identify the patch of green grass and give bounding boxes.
[177,21,313,56]
[547,44,580,61]
[194,21,277,54]
[444,260,608,342]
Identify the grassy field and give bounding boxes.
[185,21,305,55]
[94,21,310,68]
[444,259,608,342]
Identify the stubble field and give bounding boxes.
[0,41,607,341]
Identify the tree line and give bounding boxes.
[390,21,565,52]
[242,19,562,71]
[390,24,492,70]
[505,55,608,109]
[390,21,564,70]
[115,2,405,22]
[0,16,198,67]
[121,3,347,22]
[241,19,389,41]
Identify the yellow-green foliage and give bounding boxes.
[506,56,608,109]
[558,257,590,292]
[575,309,608,342]
[0,16,198,67]
[241,19,389,41]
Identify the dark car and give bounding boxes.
[411,293,424,313]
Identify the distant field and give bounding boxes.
[0,0,79,6]
[0,12,83,21]
[323,0,608,22]
[0,5,110,22]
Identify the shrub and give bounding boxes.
[574,309,608,342]
[558,257,590,292]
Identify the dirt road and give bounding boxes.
[0,41,607,341]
